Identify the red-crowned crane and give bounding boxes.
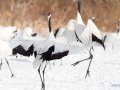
[103,19,120,52]
[33,13,80,90]
[56,0,105,78]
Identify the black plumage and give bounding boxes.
[31,33,37,37]
[34,51,37,58]
[117,28,120,35]
[92,34,105,50]
[103,35,107,43]
[38,45,69,90]
[12,44,34,57]
[54,28,59,38]
[39,45,54,60]
[49,50,69,60]
[74,31,82,43]
[72,34,105,79]
[77,0,81,13]
[37,13,70,90]
[39,45,69,61]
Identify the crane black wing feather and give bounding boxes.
[12,44,34,56]
[54,28,59,38]
[48,50,69,61]
[92,34,105,49]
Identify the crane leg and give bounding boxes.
[72,51,93,78]
[0,58,2,70]
[42,63,47,90]
[4,57,15,78]
[91,47,94,51]
[53,60,55,65]
[85,53,93,78]
[38,65,44,90]
[112,43,114,53]
[16,55,18,58]
[48,62,51,70]
[61,59,62,65]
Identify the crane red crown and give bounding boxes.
[48,13,51,16]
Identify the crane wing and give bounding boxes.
[53,42,85,55]
[75,12,86,38]
[9,40,34,50]
[33,41,86,69]
[55,19,77,44]
[79,19,105,49]
[49,50,69,61]
[54,28,65,38]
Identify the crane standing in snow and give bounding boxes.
[53,0,105,78]
[103,19,120,53]
[71,0,105,78]
[0,27,18,77]
[33,13,70,90]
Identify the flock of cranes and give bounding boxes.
[0,0,120,90]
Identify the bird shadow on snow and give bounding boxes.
[9,58,31,63]
[111,84,120,87]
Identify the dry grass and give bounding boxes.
[0,0,120,33]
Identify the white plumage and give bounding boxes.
[56,19,77,44]
[0,26,18,41]
[55,5,86,45]
[0,40,12,55]
[33,13,83,90]
[10,27,38,51]
[75,11,86,37]
[54,0,105,79]
[79,19,103,49]
[56,1,104,50]
[33,28,69,68]
[0,40,14,77]
[19,27,35,40]
[55,28,65,38]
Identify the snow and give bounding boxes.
[0,32,120,90]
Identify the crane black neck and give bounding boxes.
[78,0,81,14]
[92,19,95,23]
[118,20,120,28]
[48,17,52,32]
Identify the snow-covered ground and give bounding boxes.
[0,33,120,90]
